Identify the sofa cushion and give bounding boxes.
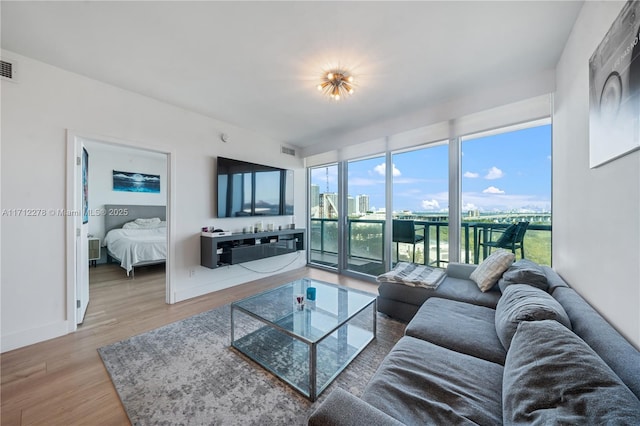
[377,276,502,310]
[308,388,404,426]
[406,298,506,365]
[470,249,515,291]
[541,265,569,293]
[498,259,548,292]
[376,297,422,323]
[445,262,477,280]
[503,320,640,425]
[553,286,640,400]
[362,336,503,425]
[495,284,571,350]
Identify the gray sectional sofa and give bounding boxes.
[308,260,640,425]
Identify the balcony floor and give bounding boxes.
[310,251,385,276]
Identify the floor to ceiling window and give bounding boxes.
[307,119,552,277]
[392,142,449,267]
[461,123,552,265]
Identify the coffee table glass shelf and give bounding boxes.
[231,278,377,401]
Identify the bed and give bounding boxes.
[103,204,167,277]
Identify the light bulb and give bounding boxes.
[316,84,323,91]
[348,88,354,94]
[347,75,353,83]
[334,94,340,101]
[327,73,334,80]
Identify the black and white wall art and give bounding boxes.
[589,0,640,168]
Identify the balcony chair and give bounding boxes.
[392,220,425,263]
[478,221,529,261]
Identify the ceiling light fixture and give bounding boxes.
[316,69,354,101]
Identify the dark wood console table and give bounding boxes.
[201,228,305,269]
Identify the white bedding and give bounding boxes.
[104,227,167,274]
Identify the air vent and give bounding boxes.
[281,146,296,156]
[1,59,17,82]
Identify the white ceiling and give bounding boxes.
[1,1,583,151]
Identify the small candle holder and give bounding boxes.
[295,293,305,310]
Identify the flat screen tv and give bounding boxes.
[217,157,294,218]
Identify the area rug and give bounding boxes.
[98,301,405,425]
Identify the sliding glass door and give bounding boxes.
[345,156,387,276]
[309,164,339,268]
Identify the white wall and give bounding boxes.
[554,1,640,347]
[0,50,306,352]
[83,142,168,241]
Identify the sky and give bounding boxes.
[311,124,552,213]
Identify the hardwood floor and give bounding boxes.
[0,264,378,425]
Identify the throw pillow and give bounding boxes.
[470,249,515,292]
[498,259,548,293]
[494,284,571,350]
[503,320,640,425]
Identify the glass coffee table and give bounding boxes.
[231,278,377,401]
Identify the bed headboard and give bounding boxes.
[104,204,166,234]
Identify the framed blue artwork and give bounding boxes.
[113,170,160,193]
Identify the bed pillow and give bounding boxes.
[470,249,515,292]
[503,320,640,425]
[498,259,548,293]
[495,284,571,350]
[122,218,164,229]
[134,217,161,226]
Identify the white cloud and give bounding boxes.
[421,199,441,210]
[462,203,478,211]
[373,163,401,177]
[483,186,505,194]
[484,166,504,180]
[464,171,479,178]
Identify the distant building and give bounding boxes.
[310,184,320,213]
[347,196,356,216]
[356,194,370,215]
[320,193,338,218]
[467,209,480,218]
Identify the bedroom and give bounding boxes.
[80,140,168,324]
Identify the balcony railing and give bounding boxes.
[310,218,552,276]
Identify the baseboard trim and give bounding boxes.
[1,320,69,353]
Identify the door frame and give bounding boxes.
[65,129,175,331]
[306,158,388,282]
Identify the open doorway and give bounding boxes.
[66,132,172,329]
